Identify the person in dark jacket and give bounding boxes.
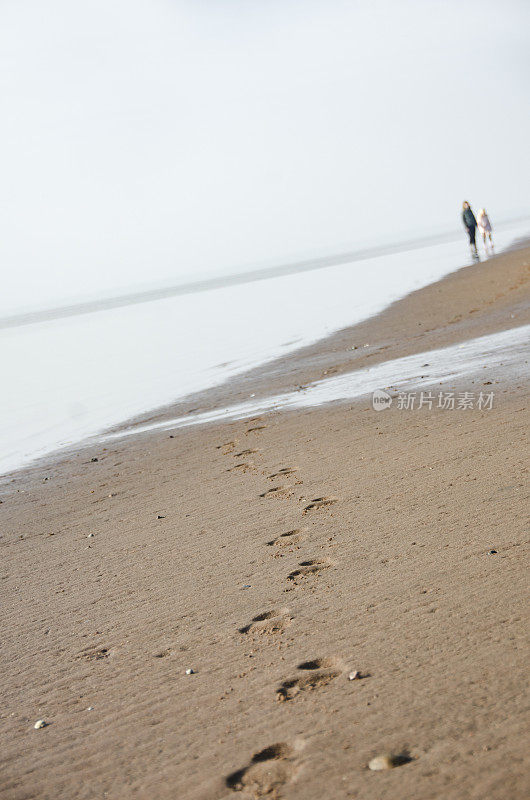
[462,201,478,256]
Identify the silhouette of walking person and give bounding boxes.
[462,201,479,259]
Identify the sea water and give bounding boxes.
[1,221,528,474]
[103,324,529,440]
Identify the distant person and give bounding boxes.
[477,208,494,251]
[462,201,478,257]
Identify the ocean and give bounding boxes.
[1,220,528,475]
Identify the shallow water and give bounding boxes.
[1,222,528,474]
[101,324,530,441]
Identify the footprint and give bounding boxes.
[239,609,291,636]
[153,649,171,659]
[225,742,300,795]
[77,646,110,661]
[216,440,237,454]
[296,657,340,670]
[235,448,259,457]
[287,558,333,583]
[267,467,297,480]
[368,750,413,770]
[302,497,338,514]
[267,528,307,547]
[260,486,293,500]
[247,425,267,433]
[228,462,254,473]
[276,660,342,701]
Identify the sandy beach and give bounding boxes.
[1,246,529,800]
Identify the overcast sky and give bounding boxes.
[1,0,529,313]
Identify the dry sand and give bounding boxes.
[1,246,529,800]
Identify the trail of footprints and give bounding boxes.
[218,420,347,795]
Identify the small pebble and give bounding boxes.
[34,720,47,729]
[87,706,94,711]
[241,585,251,589]
[368,755,394,771]
[348,670,360,681]
[185,668,195,675]
[90,457,98,462]
[488,549,497,555]
[87,533,95,538]
[157,515,165,519]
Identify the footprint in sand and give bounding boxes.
[246,425,267,433]
[260,486,293,500]
[239,608,292,636]
[235,448,260,457]
[153,649,171,659]
[225,742,301,795]
[302,497,338,514]
[228,462,255,473]
[267,467,297,480]
[276,658,342,701]
[267,528,307,548]
[287,558,333,583]
[77,646,110,661]
[216,440,237,454]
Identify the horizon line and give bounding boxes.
[1,215,529,330]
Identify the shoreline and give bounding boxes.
[1,245,529,799]
[100,322,530,441]
[98,240,530,440]
[2,232,529,479]
[3,241,528,485]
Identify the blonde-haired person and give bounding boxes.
[477,208,494,252]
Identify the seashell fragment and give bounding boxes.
[368,754,394,771]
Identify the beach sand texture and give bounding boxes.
[1,246,529,800]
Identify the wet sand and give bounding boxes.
[1,246,529,800]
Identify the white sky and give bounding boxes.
[1,0,529,313]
